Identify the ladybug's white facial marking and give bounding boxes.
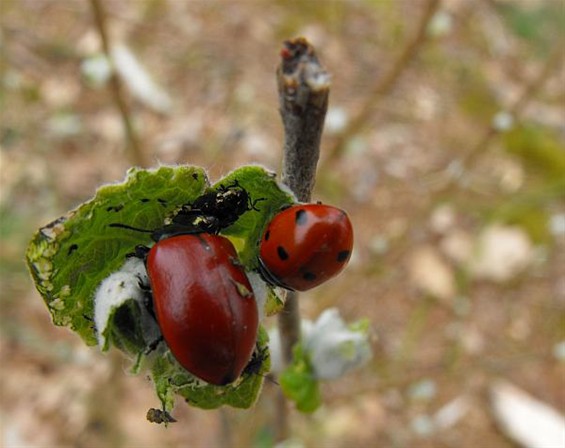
[295,209,308,225]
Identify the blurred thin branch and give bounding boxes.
[324,0,442,164]
[219,408,233,448]
[89,0,147,167]
[462,44,564,168]
[374,45,564,267]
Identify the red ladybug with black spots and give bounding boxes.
[258,204,354,291]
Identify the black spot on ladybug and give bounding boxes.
[303,271,317,281]
[106,204,124,212]
[295,209,308,225]
[140,198,150,203]
[68,244,78,255]
[337,250,350,262]
[192,173,199,180]
[264,230,270,241]
[277,246,289,261]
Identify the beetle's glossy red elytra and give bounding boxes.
[147,233,258,385]
[258,204,354,291]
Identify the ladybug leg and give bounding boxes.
[136,276,163,354]
[125,245,151,261]
[279,203,293,212]
[256,259,295,291]
[136,275,156,318]
[219,179,241,192]
[249,197,267,211]
[144,335,164,355]
[137,276,151,292]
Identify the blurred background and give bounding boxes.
[1,0,564,447]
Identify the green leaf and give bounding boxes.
[279,344,321,413]
[26,166,209,346]
[25,164,292,410]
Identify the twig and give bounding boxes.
[218,408,233,448]
[275,37,330,441]
[89,0,146,167]
[278,38,331,203]
[325,0,441,163]
[460,44,564,169]
[277,37,331,361]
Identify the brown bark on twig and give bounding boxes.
[89,0,147,167]
[325,0,441,164]
[278,38,331,203]
[274,37,330,441]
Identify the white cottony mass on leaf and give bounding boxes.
[94,257,160,352]
[270,308,372,380]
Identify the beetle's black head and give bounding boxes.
[189,182,255,231]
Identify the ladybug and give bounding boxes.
[131,233,258,386]
[258,204,354,291]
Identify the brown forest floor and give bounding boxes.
[1,1,564,447]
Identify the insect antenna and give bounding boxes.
[109,223,154,234]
